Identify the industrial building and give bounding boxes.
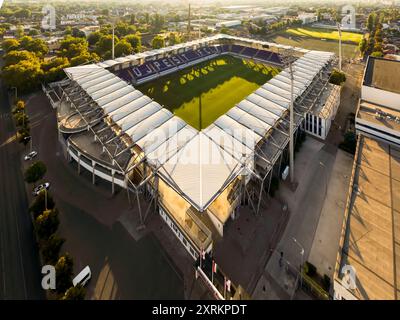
[334,56,400,300]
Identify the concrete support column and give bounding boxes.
[92,161,96,185]
[77,152,81,175]
[111,171,115,195]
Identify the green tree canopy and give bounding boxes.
[114,39,133,57]
[35,208,60,240]
[70,51,99,67]
[19,36,49,57]
[15,8,32,19]
[87,31,102,46]
[114,22,136,38]
[359,38,367,56]
[55,254,74,294]
[329,69,347,85]
[29,190,55,219]
[24,161,47,185]
[58,36,89,59]
[151,35,165,49]
[2,38,20,53]
[41,234,65,265]
[167,32,181,46]
[62,285,86,300]
[123,34,141,52]
[42,57,70,83]
[371,51,384,58]
[4,50,37,67]
[2,59,43,92]
[95,34,119,58]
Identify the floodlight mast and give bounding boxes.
[281,49,297,186]
[337,22,342,71]
[112,24,115,60]
[289,62,295,185]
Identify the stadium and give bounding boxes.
[43,34,340,291]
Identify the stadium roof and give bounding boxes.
[63,41,333,212]
[95,34,312,70]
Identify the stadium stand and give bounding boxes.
[116,45,283,84]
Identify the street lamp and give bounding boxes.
[292,237,304,289]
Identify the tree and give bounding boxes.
[371,51,384,57]
[167,33,181,46]
[55,254,74,294]
[114,39,133,57]
[114,22,136,38]
[24,161,47,186]
[151,35,165,49]
[359,38,367,56]
[0,28,5,39]
[367,13,376,33]
[35,208,60,240]
[15,8,31,19]
[95,34,119,58]
[62,285,86,300]
[58,36,89,60]
[4,50,37,67]
[123,34,141,52]
[12,100,25,114]
[71,27,86,38]
[18,36,49,57]
[2,59,43,92]
[29,190,55,219]
[41,234,65,264]
[70,52,99,67]
[17,127,30,145]
[28,29,40,36]
[87,31,102,46]
[14,112,29,127]
[329,69,346,85]
[1,38,20,53]
[64,26,72,35]
[42,57,70,83]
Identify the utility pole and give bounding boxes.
[337,22,342,71]
[112,24,115,60]
[281,49,297,187]
[289,61,295,186]
[188,3,191,41]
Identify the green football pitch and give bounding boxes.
[137,55,280,130]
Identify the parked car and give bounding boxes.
[72,266,91,287]
[32,182,50,196]
[24,151,38,161]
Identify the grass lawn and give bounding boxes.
[270,34,360,60]
[285,27,363,44]
[138,55,279,130]
[267,26,362,60]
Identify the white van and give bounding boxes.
[72,266,91,287]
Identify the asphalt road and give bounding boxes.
[0,83,45,299]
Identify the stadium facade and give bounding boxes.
[44,34,340,262]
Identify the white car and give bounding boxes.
[24,151,38,161]
[32,182,50,196]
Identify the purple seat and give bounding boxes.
[254,50,272,61]
[150,57,175,72]
[268,52,283,65]
[179,50,200,62]
[241,47,258,58]
[231,45,244,54]
[131,62,156,80]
